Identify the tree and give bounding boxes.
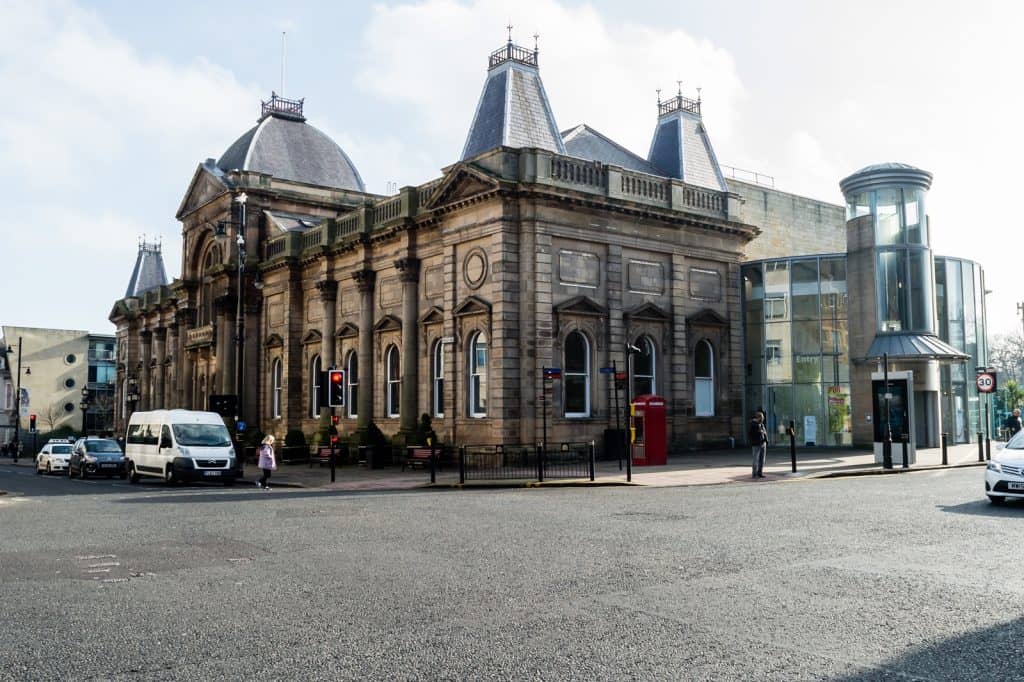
[38,400,65,433]
[1004,379,1024,412]
[989,333,1024,384]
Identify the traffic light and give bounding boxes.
[29,414,36,432]
[331,415,340,425]
[327,369,345,407]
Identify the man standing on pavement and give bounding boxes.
[1004,408,1022,439]
[749,410,768,478]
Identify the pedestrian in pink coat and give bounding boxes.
[257,435,276,489]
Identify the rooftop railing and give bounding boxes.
[489,42,538,69]
[658,93,701,118]
[261,92,305,120]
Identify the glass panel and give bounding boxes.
[695,378,713,416]
[791,260,819,320]
[388,348,400,379]
[745,318,765,385]
[846,192,871,221]
[765,384,793,446]
[905,188,923,244]
[793,354,822,384]
[877,250,905,332]
[934,257,949,341]
[822,316,849,385]
[695,342,712,378]
[792,320,821,356]
[962,260,977,363]
[908,249,934,332]
[764,321,791,384]
[794,383,824,445]
[875,188,903,245]
[763,261,790,321]
[952,380,968,442]
[565,376,587,415]
[975,267,987,366]
[819,259,847,318]
[745,384,763,423]
[565,332,587,373]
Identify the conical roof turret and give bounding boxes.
[124,240,169,298]
[461,39,566,159]
[647,86,726,191]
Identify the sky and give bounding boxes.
[1,0,1021,338]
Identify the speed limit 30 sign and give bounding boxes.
[976,372,997,393]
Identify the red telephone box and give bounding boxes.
[630,394,667,466]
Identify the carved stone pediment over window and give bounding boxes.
[301,329,323,345]
[453,295,491,318]
[264,333,284,349]
[625,302,671,323]
[686,308,729,329]
[335,323,359,339]
[554,296,608,318]
[419,306,444,326]
[373,315,403,333]
[423,163,501,211]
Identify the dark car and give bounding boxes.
[69,437,126,480]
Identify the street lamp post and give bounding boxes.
[233,192,247,444]
[8,336,25,455]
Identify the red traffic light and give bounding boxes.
[331,415,340,425]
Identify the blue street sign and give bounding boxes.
[599,367,615,374]
[543,367,562,378]
[236,420,247,432]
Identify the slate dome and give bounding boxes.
[839,161,932,197]
[217,95,365,192]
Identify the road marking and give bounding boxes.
[85,568,111,574]
[76,554,116,561]
[87,561,120,568]
[101,578,129,583]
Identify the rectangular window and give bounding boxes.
[875,189,903,245]
[876,251,905,332]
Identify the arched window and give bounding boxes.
[386,346,400,418]
[564,331,590,418]
[695,340,715,416]
[630,336,656,398]
[469,331,488,417]
[199,247,219,325]
[309,354,322,418]
[346,351,358,418]
[271,358,282,419]
[432,340,444,418]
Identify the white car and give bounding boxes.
[986,433,1024,504]
[36,439,74,475]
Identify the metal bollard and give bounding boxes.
[788,420,797,473]
[901,434,909,469]
[330,441,336,483]
[978,433,985,462]
[941,433,948,466]
[883,435,893,470]
[986,435,991,461]
[589,441,596,482]
[429,441,436,484]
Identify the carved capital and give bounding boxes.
[394,257,421,283]
[316,279,339,302]
[175,308,197,327]
[352,268,376,293]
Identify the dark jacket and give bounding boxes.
[749,418,768,446]
[1005,415,1023,436]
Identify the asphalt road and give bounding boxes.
[1,461,1022,681]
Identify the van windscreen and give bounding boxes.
[172,424,232,447]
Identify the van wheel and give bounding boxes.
[165,465,176,485]
[128,463,140,484]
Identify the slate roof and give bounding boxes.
[647,105,727,191]
[864,333,969,362]
[561,124,662,175]
[125,242,169,298]
[264,210,325,233]
[461,44,566,159]
[217,111,365,192]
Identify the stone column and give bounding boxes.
[317,280,339,368]
[179,310,196,410]
[139,331,152,412]
[395,258,420,439]
[152,328,166,409]
[353,269,376,436]
[215,295,235,395]
[166,323,178,407]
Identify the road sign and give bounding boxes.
[236,420,247,433]
[976,372,996,393]
[543,367,562,379]
[614,372,627,381]
[599,367,615,374]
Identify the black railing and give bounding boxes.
[488,43,539,69]
[458,442,595,483]
[261,92,305,120]
[658,94,701,117]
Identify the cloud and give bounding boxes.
[0,0,257,331]
[356,0,745,171]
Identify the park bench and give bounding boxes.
[403,446,439,472]
[309,446,337,468]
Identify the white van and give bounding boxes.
[125,410,238,485]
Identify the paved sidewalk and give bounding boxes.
[236,441,990,491]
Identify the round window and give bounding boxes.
[64,377,76,389]
[63,402,75,413]
[464,249,488,289]
[65,353,77,364]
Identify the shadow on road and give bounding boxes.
[936,499,1024,517]
[831,616,1024,681]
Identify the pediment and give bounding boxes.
[625,302,671,322]
[373,315,403,332]
[301,329,323,345]
[687,308,729,327]
[108,299,133,322]
[419,306,444,325]
[453,295,491,318]
[554,296,608,317]
[176,163,229,219]
[264,333,284,348]
[335,322,359,339]
[422,163,500,210]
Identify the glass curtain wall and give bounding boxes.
[743,256,851,446]
[935,257,988,443]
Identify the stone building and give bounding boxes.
[109,40,758,452]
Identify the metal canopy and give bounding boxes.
[863,333,970,362]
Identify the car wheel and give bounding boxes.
[988,495,1006,505]
[128,463,140,484]
[47,463,52,475]
[165,465,176,485]
[36,462,42,475]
